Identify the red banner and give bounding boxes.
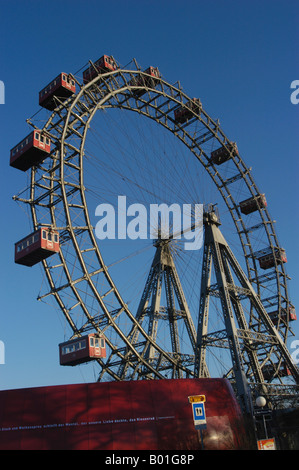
[0,378,249,450]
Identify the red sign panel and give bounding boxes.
[0,378,249,450]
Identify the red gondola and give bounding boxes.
[269,306,297,325]
[59,334,106,366]
[15,227,59,267]
[130,66,160,97]
[82,55,117,84]
[174,98,202,124]
[262,362,291,380]
[39,73,76,110]
[211,142,238,165]
[288,305,297,321]
[10,130,51,171]
[258,248,287,270]
[239,194,267,215]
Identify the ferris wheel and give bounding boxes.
[11,55,298,409]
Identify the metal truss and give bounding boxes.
[99,237,198,380]
[194,208,299,412]
[12,56,296,392]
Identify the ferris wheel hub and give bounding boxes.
[10,54,297,407]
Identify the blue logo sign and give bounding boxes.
[192,402,206,429]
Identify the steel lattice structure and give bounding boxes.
[194,208,298,412]
[13,56,298,408]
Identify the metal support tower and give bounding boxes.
[109,237,198,380]
[194,208,299,413]
[16,57,295,387]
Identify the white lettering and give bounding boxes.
[290,80,299,104]
[0,81,4,104]
[182,204,203,251]
[117,195,127,239]
[95,203,115,240]
[105,455,139,467]
[0,340,4,364]
[150,203,181,240]
[291,340,299,364]
[94,198,204,251]
[127,202,147,240]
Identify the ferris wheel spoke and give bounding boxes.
[11,55,298,408]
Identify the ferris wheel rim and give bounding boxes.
[26,60,292,381]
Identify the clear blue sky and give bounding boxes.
[0,0,298,390]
